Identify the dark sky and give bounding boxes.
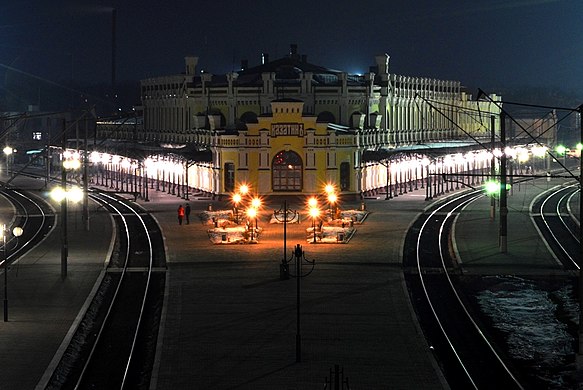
[1,0,582,98]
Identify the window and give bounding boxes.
[272,150,302,191]
[224,162,235,192]
[340,162,350,191]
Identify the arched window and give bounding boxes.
[240,111,258,124]
[272,150,302,191]
[317,111,336,123]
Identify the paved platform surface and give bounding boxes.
[454,178,573,275]
[0,174,569,389]
[145,189,445,390]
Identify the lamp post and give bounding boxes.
[327,192,338,220]
[247,207,257,241]
[51,185,83,279]
[3,146,13,175]
[251,196,261,230]
[232,193,241,224]
[274,200,298,279]
[56,151,81,279]
[2,224,23,322]
[239,184,249,197]
[281,244,315,363]
[309,206,320,244]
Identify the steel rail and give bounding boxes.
[436,194,524,389]
[74,192,153,390]
[539,184,580,269]
[556,184,580,241]
[0,188,49,263]
[416,191,524,389]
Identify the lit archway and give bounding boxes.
[272,150,302,191]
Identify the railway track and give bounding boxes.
[0,187,54,264]
[403,191,524,389]
[44,190,166,389]
[531,182,580,269]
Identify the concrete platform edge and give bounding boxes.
[149,270,170,390]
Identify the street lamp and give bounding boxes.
[232,193,242,224]
[280,244,315,363]
[2,224,23,322]
[51,185,83,279]
[3,146,13,175]
[309,206,320,243]
[56,150,81,280]
[251,198,261,231]
[307,196,318,209]
[274,200,298,280]
[247,207,257,241]
[531,145,547,173]
[251,196,261,210]
[327,192,338,220]
[239,184,249,197]
[324,184,335,196]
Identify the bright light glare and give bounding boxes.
[531,146,547,158]
[246,207,257,219]
[251,197,261,209]
[144,157,155,169]
[121,159,131,169]
[90,151,101,163]
[308,196,318,208]
[68,186,84,203]
[516,148,529,163]
[50,186,83,202]
[324,184,335,194]
[50,187,66,202]
[3,146,13,156]
[63,158,81,170]
[484,180,500,194]
[12,227,23,237]
[232,193,242,204]
[309,207,320,218]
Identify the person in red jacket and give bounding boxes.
[177,205,185,225]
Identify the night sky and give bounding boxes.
[1,0,582,104]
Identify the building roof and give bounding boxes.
[187,49,367,89]
[362,141,487,162]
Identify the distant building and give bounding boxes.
[0,107,74,167]
[108,44,501,198]
[509,111,558,146]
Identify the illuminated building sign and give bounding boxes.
[271,123,304,137]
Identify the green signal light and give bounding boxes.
[484,180,511,194]
[556,145,567,155]
[485,180,500,194]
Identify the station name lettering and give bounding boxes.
[271,123,304,137]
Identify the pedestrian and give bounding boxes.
[177,204,185,225]
[185,203,191,224]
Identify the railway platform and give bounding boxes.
[454,178,569,273]
[0,175,112,390]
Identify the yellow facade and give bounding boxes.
[214,100,356,197]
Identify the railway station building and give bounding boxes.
[98,44,502,199]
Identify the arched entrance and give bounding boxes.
[272,150,302,192]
